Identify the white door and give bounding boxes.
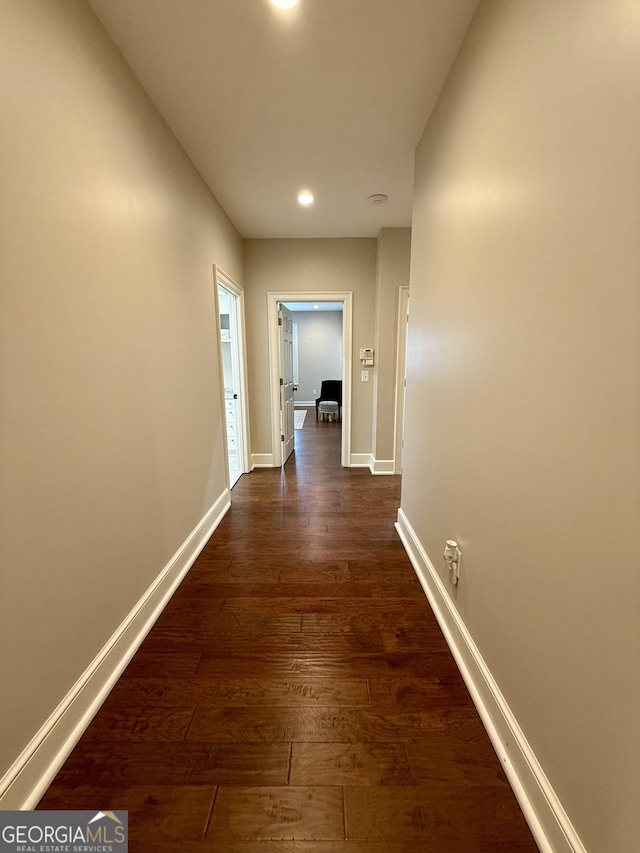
[219,283,246,486]
[278,303,295,464]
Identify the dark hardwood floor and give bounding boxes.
[39,411,538,851]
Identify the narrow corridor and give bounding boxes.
[39,413,537,851]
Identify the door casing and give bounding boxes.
[214,266,251,486]
[394,286,410,474]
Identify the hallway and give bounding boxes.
[39,414,537,851]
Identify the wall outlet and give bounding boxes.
[312,389,316,396]
[361,370,369,382]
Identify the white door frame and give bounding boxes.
[267,291,353,467]
[393,286,410,474]
[214,265,251,485]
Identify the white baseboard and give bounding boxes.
[252,452,275,467]
[349,454,396,474]
[395,508,586,853]
[370,458,395,475]
[349,452,372,468]
[294,401,315,408]
[0,489,231,811]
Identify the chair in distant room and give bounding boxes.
[315,379,342,421]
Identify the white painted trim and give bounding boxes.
[350,453,372,468]
[393,286,410,475]
[267,291,353,468]
[214,266,251,483]
[395,508,587,853]
[294,401,316,407]
[349,454,394,475]
[0,491,231,810]
[251,452,274,468]
[370,458,395,475]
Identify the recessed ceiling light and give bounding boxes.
[271,0,298,8]
[297,191,314,206]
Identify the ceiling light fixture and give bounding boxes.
[313,304,319,310]
[368,193,388,205]
[297,191,314,206]
[270,0,298,8]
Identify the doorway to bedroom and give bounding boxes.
[286,299,343,426]
[267,292,352,468]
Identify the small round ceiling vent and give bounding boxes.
[368,194,388,205]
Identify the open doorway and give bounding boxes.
[284,301,343,409]
[215,267,250,488]
[267,291,353,467]
[285,301,343,462]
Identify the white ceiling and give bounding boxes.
[87,0,480,239]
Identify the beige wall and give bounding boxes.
[291,311,343,404]
[401,0,640,850]
[0,0,241,779]
[372,228,412,465]
[243,239,377,458]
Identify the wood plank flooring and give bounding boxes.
[38,412,538,851]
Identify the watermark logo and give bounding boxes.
[0,810,127,852]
